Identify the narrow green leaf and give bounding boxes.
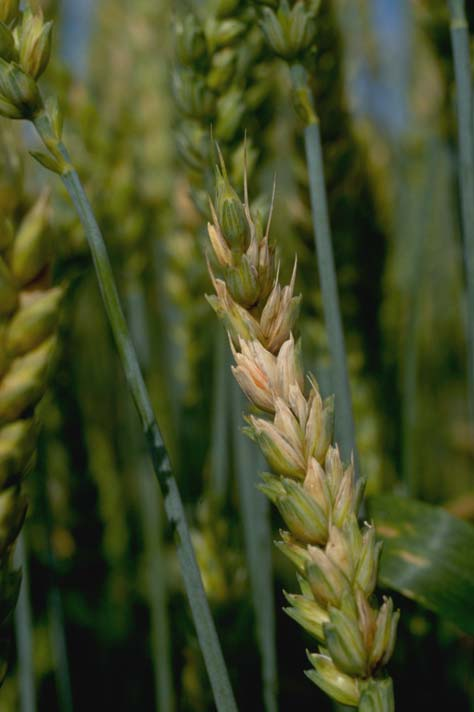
[368,494,474,634]
[232,383,278,712]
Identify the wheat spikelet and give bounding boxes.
[204,150,398,709]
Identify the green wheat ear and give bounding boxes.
[0,189,63,679]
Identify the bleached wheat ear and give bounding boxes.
[205,149,398,711]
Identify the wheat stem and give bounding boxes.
[32,111,238,712]
[126,285,175,712]
[289,64,358,475]
[231,385,278,712]
[400,146,437,498]
[448,0,474,420]
[303,117,358,469]
[139,465,175,712]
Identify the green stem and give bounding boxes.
[290,66,358,472]
[304,120,356,466]
[401,216,424,500]
[33,112,238,712]
[126,286,175,712]
[232,384,278,712]
[139,464,175,712]
[400,144,437,498]
[448,0,474,420]
[359,677,395,712]
[14,533,36,712]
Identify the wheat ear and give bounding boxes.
[0,190,62,675]
[204,150,398,710]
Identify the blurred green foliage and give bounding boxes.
[0,0,472,710]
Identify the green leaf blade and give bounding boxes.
[368,494,474,634]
